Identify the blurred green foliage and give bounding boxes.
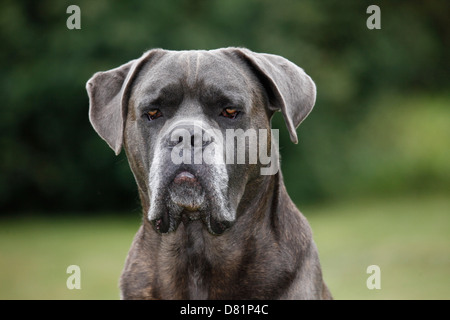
[1,0,449,213]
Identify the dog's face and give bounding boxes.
[126,50,272,234]
[87,48,316,235]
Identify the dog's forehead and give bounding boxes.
[134,50,253,102]
[162,50,247,84]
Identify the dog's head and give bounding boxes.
[87,48,315,235]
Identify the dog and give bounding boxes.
[87,47,331,299]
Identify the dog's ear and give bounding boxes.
[86,49,163,155]
[229,48,316,144]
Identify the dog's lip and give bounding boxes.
[173,171,198,184]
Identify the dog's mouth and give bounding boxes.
[150,170,232,235]
[169,171,205,211]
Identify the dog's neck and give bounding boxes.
[135,171,305,299]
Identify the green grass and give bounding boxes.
[0,214,140,300]
[0,195,449,300]
[305,195,450,300]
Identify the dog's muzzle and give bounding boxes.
[150,169,233,235]
[148,121,234,235]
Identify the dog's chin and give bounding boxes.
[168,171,206,212]
[149,171,233,235]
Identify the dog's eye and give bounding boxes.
[145,109,162,121]
[221,108,240,119]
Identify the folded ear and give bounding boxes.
[86,49,163,155]
[229,48,316,144]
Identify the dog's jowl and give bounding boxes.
[87,47,332,299]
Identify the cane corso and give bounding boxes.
[87,47,331,299]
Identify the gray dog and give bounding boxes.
[86,47,331,299]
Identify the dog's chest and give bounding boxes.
[187,267,209,299]
[178,222,211,299]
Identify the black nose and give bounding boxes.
[167,125,213,149]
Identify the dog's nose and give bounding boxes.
[167,125,213,149]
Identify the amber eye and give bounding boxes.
[145,109,162,121]
[221,108,240,119]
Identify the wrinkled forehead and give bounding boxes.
[132,50,255,107]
